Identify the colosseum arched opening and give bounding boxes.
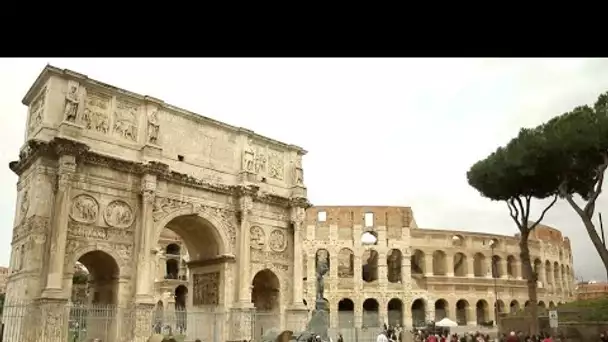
[456,299,469,326]
[453,252,467,277]
[387,298,404,326]
[362,298,380,327]
[473,253,487,277]
[510,300,520,313]
[549,301,556,309]
[362,250,379,282]
[174,284,188,331]
[491,255,503,278]
[338,248,354,278]
[432,251,447,276]
[411,250,425,275]
[434,299,448,321]
[153,301,164,333]
[538,301,547,313]
[545,261,552,287]
[475,300,489,324]
[506,255,517,278]
[411,299,426,327]
[165,243,181,280]
[338,298,354,328]
[387,249,402,283]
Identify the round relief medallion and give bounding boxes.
[104,200,134,228]
[69,194,99,224]
[250,226,265,249]
[269,229,287,252]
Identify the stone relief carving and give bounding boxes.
[147,110,160,145]
[69,194,99,224]
[292,155,304,186]
[28,86,47,134]
[63,81,81,123]
[251,248,289,266]
[83,92,110,134]
[242,139,255,172]
[104,200,135,228]
[250,226,265,249]
[13,216,48,242]
[193,272,220,305]
[269,229,287,252]
[268,150,284,180]
[254,146,267,173]
[114,100,139,141]
[152,197,191,221]
[20,189,30,221]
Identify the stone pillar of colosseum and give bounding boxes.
[515,261,522,280]
[354,298,363,328]
[538,263,547,287]
[424,254,434,277]
[500,259,508,279]
[426,299,435,322]
[446,252,454,277]
[466,257,475,278]
[378,251,388,284]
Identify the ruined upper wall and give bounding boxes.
[305,206,414,228]
[21,66,306,196]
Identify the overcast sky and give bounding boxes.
[1,58,608,281]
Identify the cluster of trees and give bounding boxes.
[467,91,608,334]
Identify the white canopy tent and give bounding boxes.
[435,318,458,327]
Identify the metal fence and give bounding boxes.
[1,302,137,342]
[0,303,496,342]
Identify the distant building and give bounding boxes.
[576,281,608,300]
[0,266,8,294]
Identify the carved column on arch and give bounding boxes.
[229,186,256,342]
[236,188,255,305]
[42,139,89,298]
[136,173,157,302]
[286,202,309,332]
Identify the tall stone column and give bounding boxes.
[136,173,157,302]
[42,140,88,297]
[446,253,454,277]
[500,259,508,279]
[378,251,388,284]
[424,254,434,277]
[236,193,253,305]
[287,205,308,332]
[466,257,475,277]
[539,264,547,288]
[229,190,255,342]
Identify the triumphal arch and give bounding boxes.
[4,66,309,342]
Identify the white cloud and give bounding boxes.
[1,58,608,280]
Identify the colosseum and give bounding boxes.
[151,205,575,330]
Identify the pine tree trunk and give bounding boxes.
[580,214,608,278]
[519,232,539,335]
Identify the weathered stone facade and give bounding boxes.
[304,206,575,328]
[3,66,309,342]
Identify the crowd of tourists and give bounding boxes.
[373,326,567,342]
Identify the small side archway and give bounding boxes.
[387,298,404,326]
[363,298,380,327]
[411,299,426,328]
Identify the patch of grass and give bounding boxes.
[558,297,608,321]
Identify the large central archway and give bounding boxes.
[153,212,231,341]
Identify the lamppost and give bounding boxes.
[489,239,499,326]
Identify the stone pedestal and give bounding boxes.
[134,303,155,342]
[58,121,84,139]
[239,170,257,183]
[34,298,69,342]
[286,306,309,333]
[228,307,255,342]
[306,309,329,340]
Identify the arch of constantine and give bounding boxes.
[2,66,575,342]
[4,66,310,342]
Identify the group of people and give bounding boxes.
[375,328,564,342]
